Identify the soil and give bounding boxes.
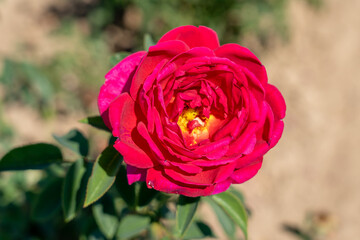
[239,0,360,239]
[1,0,359,239]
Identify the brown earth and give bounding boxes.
[1,0,359,239]
[238,0,360,239]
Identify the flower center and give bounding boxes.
[177,108,210,146]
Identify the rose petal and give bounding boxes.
[231,159,263,184]
[215,43,268,84]
[266,84,286,120]
[158,25,220,50]
[146,167,215,197]
[108,93,132,138]
[269,120,284,148]
[192,157,235,167]
[212,179,232,195]
[235,142,269,169]
[109,94,154,169]
[137,121,165,161]
[130,40,190,99]
[193,137,231,160]
[127,165,147,185]
[169,161,203,174]
[114,140,154,168]
[226,123,258,157]
[164,162,236,186]
[99,51,146,128]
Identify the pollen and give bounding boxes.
[177,108,210,146]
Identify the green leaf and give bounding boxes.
[183,221,215,240]
[206,197,235,239]
[0,143,63,171]
[115,165,135,208]
[117,215,151,239]
[110,52,131,67]
[84,146,122,207]
[53,129,89,157]
[77,162,94,207]
[87,231,105,240]
[143,33,155,51]
[80,116,110,132]
[211,191,248,239]
[62,158,86,222]
[32,177,63,221]
[229,187,251,216]
[92,195,119,239]
[175,195,200,238]
[229,187,245,203]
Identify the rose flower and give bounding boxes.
[98,26,286,197]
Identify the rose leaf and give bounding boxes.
[117,214,151,239]
[84,146,122,207]
[211,191,248,239]
[175,195,200,238]
[53,129,89,157]
[0,143,63,171]
[92,194,119,239]
[79,116,110,132]
[62,158,86,222]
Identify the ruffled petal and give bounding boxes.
[108,93,134,137]
[114,140,154,169]
[99,51,146,128]
[127,165,147,185]
[109,93,155,169]
[146,167,217,197]
[231,159,263,184]
[266,84,286,120]
[212,179,232,195]
[269,120,284,148]
[215,44,267,84]
[130,40,190,99]
[158,25,220,50]
[164,162,236,186]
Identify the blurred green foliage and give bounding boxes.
[0,59,54,115]
[0,0,322,150]
[0,136,246,240]
[135,0,289,48]
[49,0,291,51]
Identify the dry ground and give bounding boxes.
[1,0,359,239]
[238,0,360,239]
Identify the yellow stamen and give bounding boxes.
[177,108,210,146]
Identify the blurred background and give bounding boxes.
[0,0,359,239]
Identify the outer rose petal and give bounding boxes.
[127,165,147,185]
[108,93,135,138]
[98,51,146,129]
[231,160,263,184]
[130,40,190,99]
[114,140,154,169]
[109,93,154,169]
[266,84,286,120]
[215,43,268,84]
[269,121,284,148]
[146,167,216,197]
[212,179,232,195]
[158,25,220,50]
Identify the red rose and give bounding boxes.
[98,26,286,197]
